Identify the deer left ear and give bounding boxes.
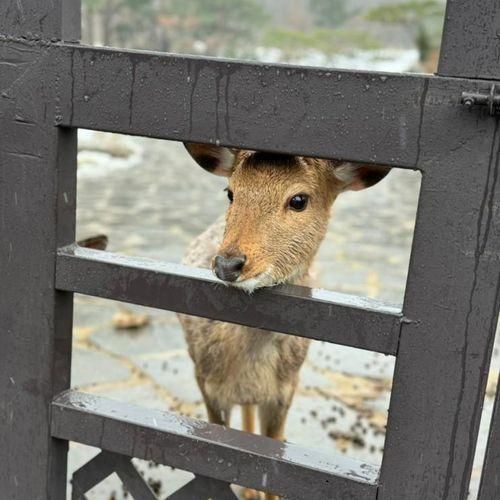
[333,162,391,191]
[184,142,235,177]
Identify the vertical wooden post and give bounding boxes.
[0,1,80,498]
[380,2,500,497]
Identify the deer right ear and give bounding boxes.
[184,143,235,177]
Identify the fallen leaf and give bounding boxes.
[112,309,150,330]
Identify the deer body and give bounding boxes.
[178,144,389,499]
[179,217,310,439]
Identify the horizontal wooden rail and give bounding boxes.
[52,44,497,170]
[53,43,439,168]
[51,391,379,500]
[56,245,402,354]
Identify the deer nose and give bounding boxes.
[214,254,246,283]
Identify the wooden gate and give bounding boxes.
[1,0,500,498]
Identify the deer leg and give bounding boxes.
[242,404,256,434]
[258,396,294,500]
[203,397,232,427]
[241,406,262,499]
[204,400,226,426]
[196,377,232,426]
[259,399,290,442]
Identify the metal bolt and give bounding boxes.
[463,97,474,108]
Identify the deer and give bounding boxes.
[178,143,389,500]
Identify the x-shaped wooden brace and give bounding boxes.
[71,450,238,500]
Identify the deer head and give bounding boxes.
[185,143,390,293]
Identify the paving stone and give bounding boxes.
[299,362,331,390]
[286,394,385,466]
[73,298,116,330]
[308,341,396,380]
[132,352,204,405]
[91,317,186,358]
[87,384,169,412]
[71,348,132,388]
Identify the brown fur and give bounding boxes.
[178,145,389,500]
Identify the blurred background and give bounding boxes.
[71,1,499,499]
[80,0,446,72]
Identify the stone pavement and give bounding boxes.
[70,134,499,499]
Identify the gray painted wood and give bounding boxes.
[51,391,379,500]
[439,0,500,80]
[114,455,158,500]
[56,44,430,168]
[72,450,159,499]
[2,1,500,498]
[0,0,80,41]
[0,2,79,499]
[55,246,402,355]
[72,451,117,499]
[54,44,500,172]
[379,77,500,499]
[168,476,238,500]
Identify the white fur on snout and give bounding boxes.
[232,276,269,293]
[230,267,276,294]
[213,262,309,294]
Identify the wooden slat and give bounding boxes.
[56,245,403,355]
[52,391,379,500]
[54,43,432,168]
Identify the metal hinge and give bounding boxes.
[461,84,500,115]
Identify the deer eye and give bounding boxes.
[288,194,309,211]
[226,189,234,203]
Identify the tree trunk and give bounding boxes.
[85,6,95,45]
[102,0,115,46]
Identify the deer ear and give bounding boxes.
[184,143,235,177]
[333,162,391,191]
